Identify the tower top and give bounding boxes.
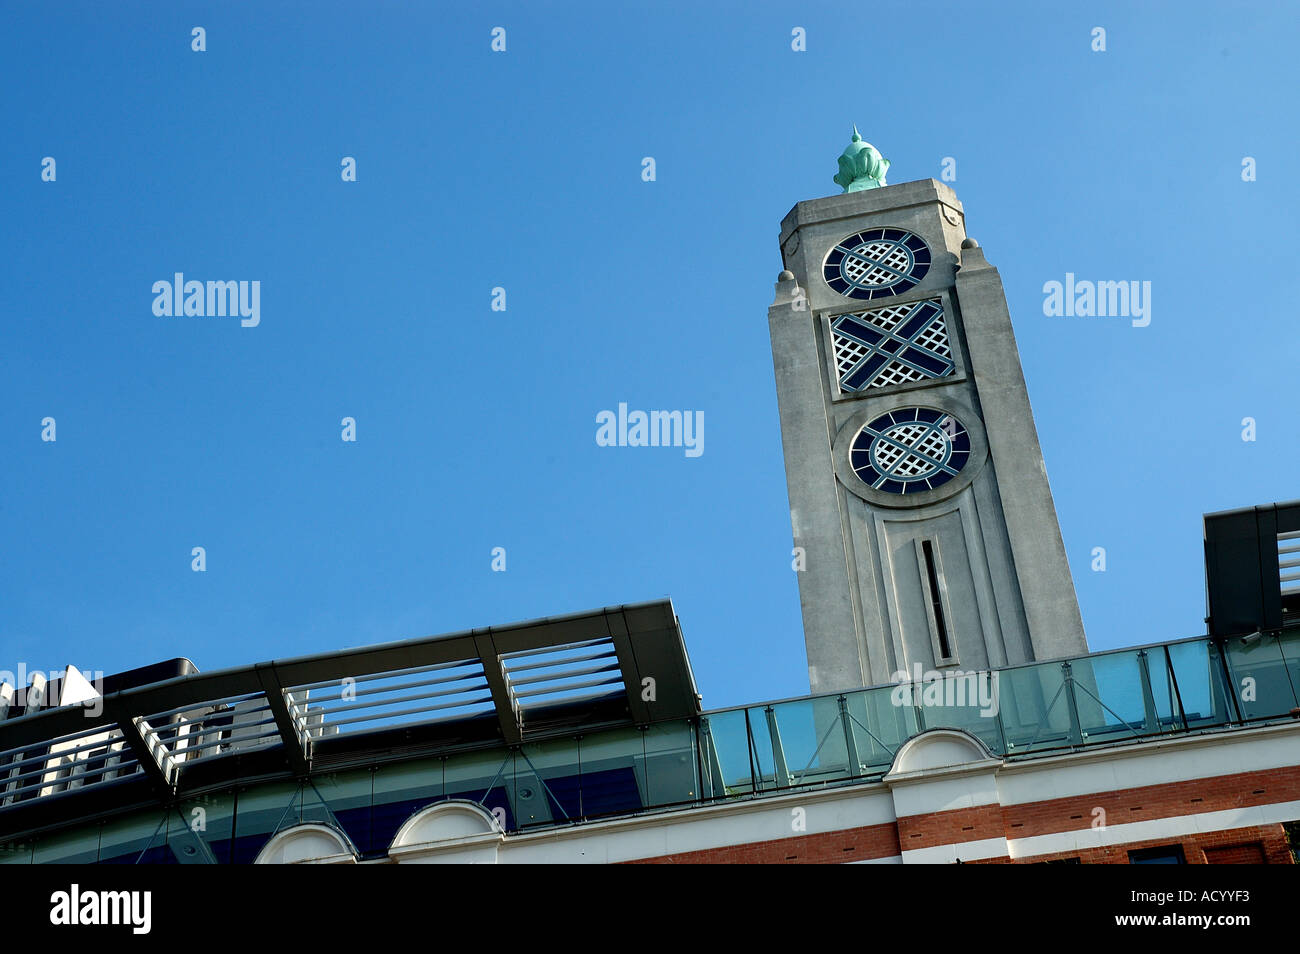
[833,126,890,193]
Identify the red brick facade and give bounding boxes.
[629,765,1300,864]
[1001,765,1300,841]
[897,803,1003,850]
[1204,842,1267,864]
[1012,825,1292,865]
[625,821,901,864]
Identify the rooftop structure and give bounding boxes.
[2,587,1298,862]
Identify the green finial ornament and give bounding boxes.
[834,126,890,192]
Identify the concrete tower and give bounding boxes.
[770,133,1088,694]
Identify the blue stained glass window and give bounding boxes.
[823,227,931,301]
[831,298,954,392]
[849,407,970,494]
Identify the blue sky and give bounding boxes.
[1,1,1296,709]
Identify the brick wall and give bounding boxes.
[1011,824,1291,865]
[1002,765,1300,840]
[624,821,900,864]
[628,764,1300,864]
[1204,843,1266,864]
[897,803,1002,850]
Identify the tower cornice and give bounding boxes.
[780,178,964,248]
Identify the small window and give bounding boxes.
[916,538,956,664]
[1128,845,1186,864]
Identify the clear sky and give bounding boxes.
[1,1,1296,709]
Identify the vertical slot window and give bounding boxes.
[921,539,954,662]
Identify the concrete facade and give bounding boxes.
[768,179,1088,693]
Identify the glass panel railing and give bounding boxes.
[843,684,920,775]
[1220,632,1300,721]
[93,808,175,864]
[907,670,1005,755]
[746,708,778,791]
[0,837,35,864]
[639,720,700,809]
[32,823,102,864]
[765,696,854,788]
[1165,640,1228,729]
[175,790,239,863]
[570,728,646,820]
[507,735,581,829]
[699,709,755,797]
[997,660,1075,755]
[1068,649,1180,746]
[1279,627,1300,714]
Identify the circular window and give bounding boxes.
[849,407,970,494]
[823,227,931,300]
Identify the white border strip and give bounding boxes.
[902,836,1008,864]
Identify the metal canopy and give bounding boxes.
[0,600,699,837]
